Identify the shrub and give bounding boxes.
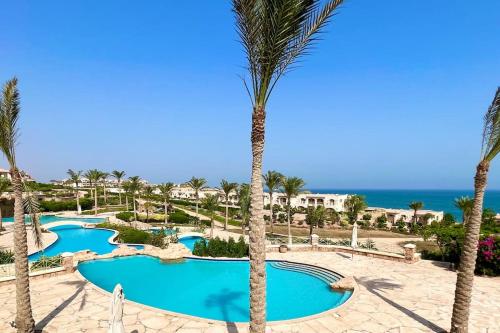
[169,210,193,224]
[376,215,387,229]
[475,236,499,276]
[192,236,248,258]
[116,211,134,222]
[40,198,93,212]
[0,249,14,264]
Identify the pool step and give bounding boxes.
[270,261,342,284]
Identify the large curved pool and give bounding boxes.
[29,225,143,261]
[79,256,351,322]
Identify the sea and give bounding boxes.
[308,189,500,219]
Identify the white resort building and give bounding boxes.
[263,193,349,212]
[366,207,444,225]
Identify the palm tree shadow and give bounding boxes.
[355,277,446,333]
[35,280,88,332]
[204,288,247,333]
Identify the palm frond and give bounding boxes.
[0,77,20,166]
[22,180,43,248]
[482,87,500,161]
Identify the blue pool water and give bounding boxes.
[79,256,351,322]
[178,236,203,251]
[3,215,105,225]
[29,225,143,261]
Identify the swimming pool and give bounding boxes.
[3,215,105,225]
[79,256,351,322]
[178,236,204,251]
[29,225,143,261]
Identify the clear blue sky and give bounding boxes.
[1,0,499,189]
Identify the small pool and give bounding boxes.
[29,225,143,261]
[3,215,105,225]
[178,236,204,252]
[79,256,351,322]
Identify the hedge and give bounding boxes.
[192,236,248,258]
[40,198,93,212]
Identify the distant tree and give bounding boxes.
[111,170,126,205]
[344,195,367,224]
[157,182,175,224]
[128,176,142,220]
[376,214,388,229]
[454,196,473,226]
[121,180,132,211]
[187,177,207,222]
[409,201,424,225]
[67,169,83,214]
[443,213,456,225]
[142,185,155,222]
[238,183,251,235]
[100,171,110,205]
[220,179,238,230]
[305,206,326,236]
[263,170,283,234]
[86,169,102,215]
[451,88,500,332]
[281,176,305,245]
[202,194,219,238]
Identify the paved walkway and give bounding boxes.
[0,251,498,333]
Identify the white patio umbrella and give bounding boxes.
[351,222,358,260]
[108,284,125,333]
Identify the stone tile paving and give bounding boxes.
[0,251,498,333]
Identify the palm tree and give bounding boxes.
[344,195,367,224]
[202,194,219,238]
[83,170,94,199]
[0,77,43,332]
[306,205,326,236]
[281,176,305,246]
[67,169,83,214]
[100,171,109,205]
[450,88,500,333]
[220,179,238,230]
[187,177,207,221]
[128,176,142,221]
[454,196,473,226]
[86,169,101,215]
[263,171,283,234]
[233,1,343,330]
[142,185,154,222]
[0,178,11,232]
[111,170,126,205]
[121,180,132,211]
[408,201,424,225]
[238,183,251,235]
[158,182,174,224]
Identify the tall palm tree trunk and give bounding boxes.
[164,200,168,224]
[132,195,137,221]
[94,185,98,216]
[210,216,214,238]
[125,195,129,211]
[103,183,107,205]
[248,105,267,333]
[118,183,122,205]
[76,184,81,215]
[269,193,274,234]
[12,170,35,332]
[225,197,229,230]
[450,161,489,333]
[287,203,292,246]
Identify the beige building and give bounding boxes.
[264,193,349,212]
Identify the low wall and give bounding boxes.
[266,244,419,264]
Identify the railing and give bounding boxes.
[0,255,64,279]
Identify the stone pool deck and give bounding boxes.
[0,252,498,333]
